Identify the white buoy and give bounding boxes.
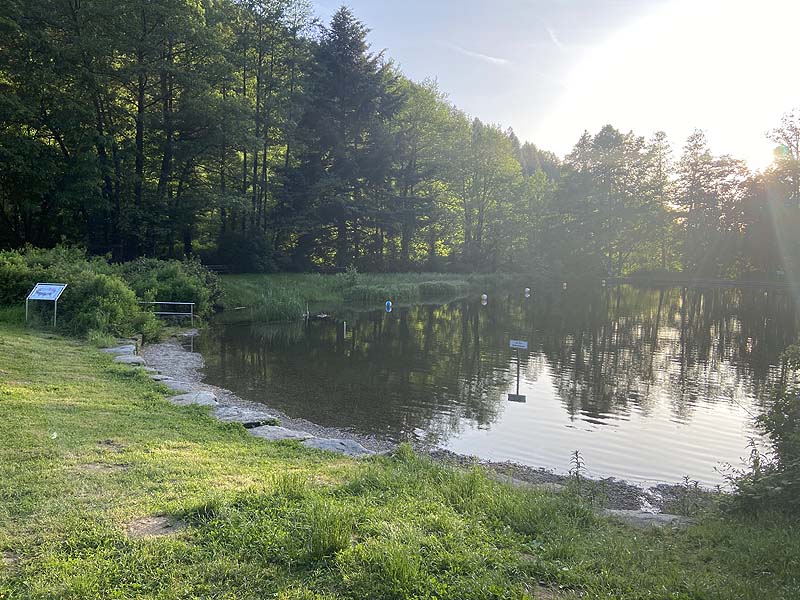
[481,293,488,306]
[601,279,607,287]
[524,287,531,298]
[562,282,568,290]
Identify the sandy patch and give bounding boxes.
[126,515,186,539]
[2,551,19,569]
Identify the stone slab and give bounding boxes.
[101,345,137,356]
[213,405,279,427]
[249,425,314,441]
[302,437,374,457]
[114,355,145,365]
[160,380,195,393]
[169,391,218,407]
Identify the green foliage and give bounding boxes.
[0,246,217,339]
[116,257,220,318]
[214,230,276,274]
[417,280,470,298]
[0,246,158,339]
[54,272,157,339]
[730,344,800,514]
[3,0,800,280]
[219,273,517,321]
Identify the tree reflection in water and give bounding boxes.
[198,285,797,482]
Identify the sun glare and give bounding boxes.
[535,0,800,170]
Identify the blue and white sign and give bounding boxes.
[509,339,528,350]
[27,283,67,301]
[26,283,67,327]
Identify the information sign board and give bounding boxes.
[26,283,67,327]
[27,283,67,301]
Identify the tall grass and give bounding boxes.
[219,272,517,322]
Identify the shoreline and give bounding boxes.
[141,331,706,514]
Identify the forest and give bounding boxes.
[2,0,800,280]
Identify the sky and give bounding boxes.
[314,0,800,171]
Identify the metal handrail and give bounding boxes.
[139,301,195,327]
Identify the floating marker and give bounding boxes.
[524,287,531,298]
[601,279,607,287]
[481,293,488,306]
[562,282,568,290]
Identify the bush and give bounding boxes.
[729,345,800,514]
[0,246,217,340]
[54,272,160,339]
[116,257,221,318]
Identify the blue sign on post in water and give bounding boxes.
[509,339,528,350]
[26,283,68,327]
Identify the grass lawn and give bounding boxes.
[0,324,798,599]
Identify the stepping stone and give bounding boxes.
[150,374,171,381]
[213,405,279,427]
[101,345,136,356]
[160,380,195,393]
[601,509,695,529]
[302,438,374,457]
[169,391,217,407]
[114,355,145,365]
[249,426,314,441]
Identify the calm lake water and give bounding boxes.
[196,285,798,486]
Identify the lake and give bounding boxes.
[195,285,798,486]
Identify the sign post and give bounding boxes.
[26,283,68,327]
[508,339,528,402]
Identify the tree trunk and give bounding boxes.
[133,55,146,257]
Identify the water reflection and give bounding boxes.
[197,286,798,485]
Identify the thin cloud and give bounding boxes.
[546,26,564,50]
[440,42,511,66]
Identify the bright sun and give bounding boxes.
[535,0,800,170]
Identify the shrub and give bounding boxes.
[0,246,215,340]
[116,257,220,318]
[729,344,800,514]
[54,272,160,339]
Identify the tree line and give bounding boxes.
[2,1,799,279]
